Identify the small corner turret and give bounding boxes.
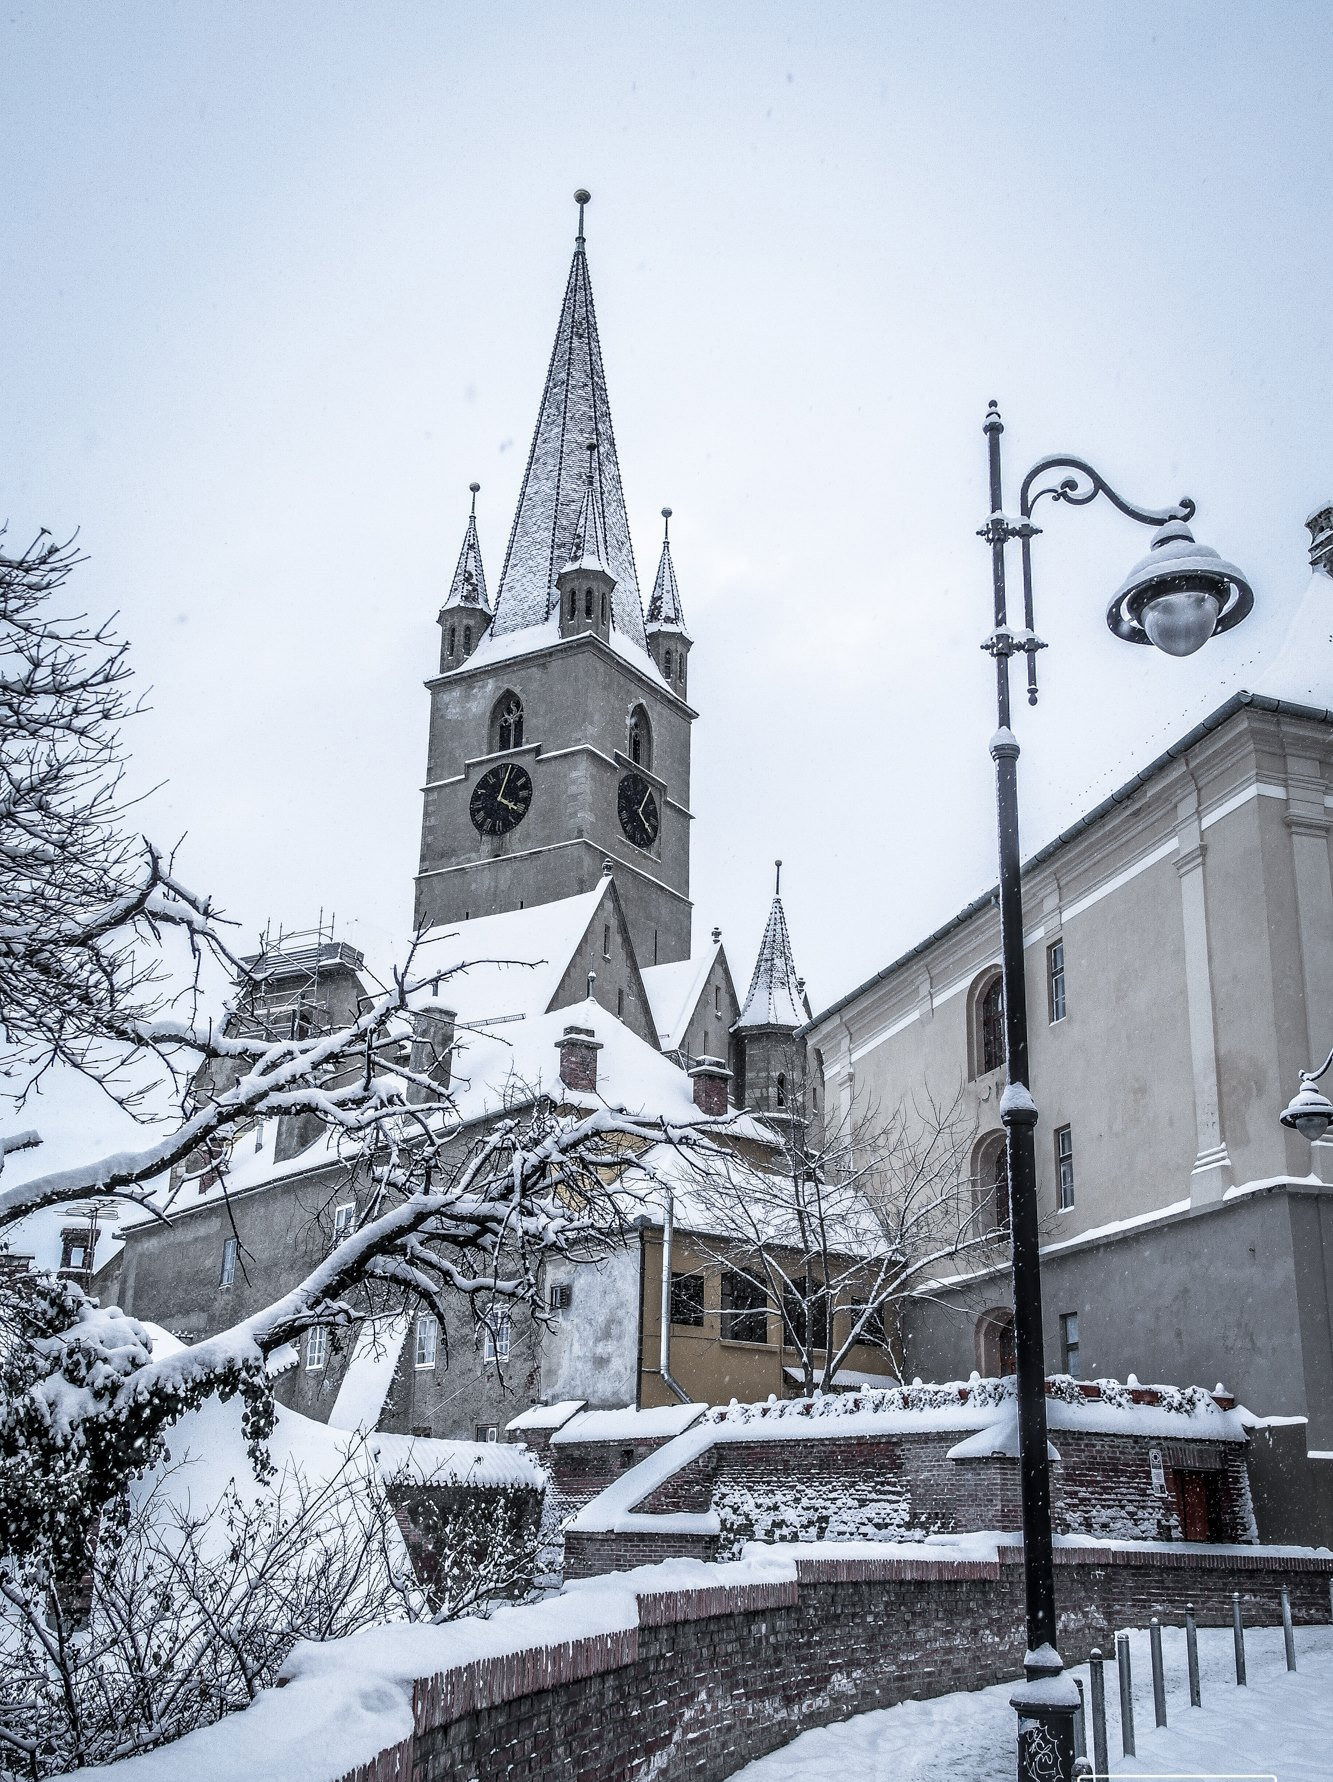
[556,442,616,644]
[438,482,493,671]
[733,861,813,1153]
[646,507,691,698]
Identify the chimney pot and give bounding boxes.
[688,1055,732,1117]
[1307,503,1333,576]
[557,1023,603,1093]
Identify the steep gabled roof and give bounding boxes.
[642,939,722,1053]
[492,212,645,646]
[736,885,810,1032]
[646,509,690,638]
[441,485,490,615]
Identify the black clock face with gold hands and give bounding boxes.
[470,763,533,837]
[617,772,659,848]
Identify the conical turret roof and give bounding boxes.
[561,447,613,576]
[646,508,690,639]
[493,198,645,646]
[736,869,810,1031]
[441,484,491,615]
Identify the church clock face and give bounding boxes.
[469,763,533,837]
[617,772,659,849]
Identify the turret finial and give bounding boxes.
[775,859,782,896]
[661,506,672,541]
[574,188,591,244]
[469,481,480,515]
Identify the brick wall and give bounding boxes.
[338,1545,1333,1782]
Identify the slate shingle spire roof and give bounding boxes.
[736,863,811,1031]
[646,507,690,639]
[562,443,612,575]
[493,191,646,647]
[441,482,491,615]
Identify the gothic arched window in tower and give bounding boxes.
[664,647,674,679]
[584,587,593,620]
[776,1071,787,1108]
[628,705,652,770]
[448,623,457,659]
[491,692,525,755]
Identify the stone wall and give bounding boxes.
[337,1544,1333,1782]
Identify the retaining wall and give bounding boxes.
[339,1543,1333,1782]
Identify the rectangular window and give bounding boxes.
[1055,1125,1075,1211]
[305,1325,328,1371]
[548,1281,573,1315]
[219,1236,238,1289]
[616,986,624,1017]
[603,923,611,960]
[782,1277,829,1353]
[670,1270,705,1327]
[475,1424,499,1443]
[483,1314,511,1362]
[332,1201,355,1242]
[1059,1311,1080,1378]
[714,984,722,1017]
[720,1269,769,1344]
[415,1314,438,1369]
[1047,938,1067,1023]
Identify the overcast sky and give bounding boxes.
[3,3,1330,1013]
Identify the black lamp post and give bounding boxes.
[979,401,1253,1782]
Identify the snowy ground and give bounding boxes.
[728,1624,1333,1781]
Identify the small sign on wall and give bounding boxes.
[1149,1446,1167,1493]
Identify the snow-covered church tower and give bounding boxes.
[414,192,695,969]
[733,865,813,1149]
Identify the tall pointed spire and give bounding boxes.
[736,862,810,1030]
[492,190,646,646]
[647,507,690,636]
[441,482,491,615]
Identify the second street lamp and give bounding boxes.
[978,401,1253,1782]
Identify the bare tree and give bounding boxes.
[677,1068,995,1395]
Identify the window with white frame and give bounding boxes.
[475,1423,499,1443]
[332,1201,355,1242]
[305,1326,328,1371]
[415,1314,438,1369]
[219,1236,238,1289]
[483,1313,511,1361]
[1059,1311,1081,1377]
[1047,938,1067,1023]
[1055,1124,1075,1211]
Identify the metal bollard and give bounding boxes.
[1282,1586,1296,1671]
[1185,1604,1202,1708]
[1233,1591,1247,1686]
[1089,1646,1109,1778]
[1150,1616,1167,1727]
[1116,1629,1136,1757]
[1073,1675,1086,1761]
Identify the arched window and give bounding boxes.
[776,1071,787,1108]
[584,587,593,619]
[664,647,674,679]
[447,623,457,657]
[490,692,524,755]
[968,970,1005,1077]
[976,1308,1016,1379]
[627,705,652,770]
[463,624,473,655]
[568,588,576,620]
[972,1133,1010,1238]
[601,591,608,625]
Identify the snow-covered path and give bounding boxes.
[729,1624,1333,1780]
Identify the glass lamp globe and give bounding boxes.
[1280,1083,1333,1143]
[1107,519,1253,655]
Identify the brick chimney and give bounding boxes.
[688,1056,732,1117]
[1307,503,1333,577]
[407,1007,456,1103]
[556,1024,602,1093]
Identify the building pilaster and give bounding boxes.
[1176,792,1233,1202]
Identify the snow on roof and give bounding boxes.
[506,1399,586,1432]
[440,501,491,616]
[735,893,809,1031]
[459,600,667,685]
[327,1315,410,1433]
[641,942,720,1052]
[413,882,611,1028]
[549,1402,706,1445]
[646,527,689,638]
[370,1432,542,1490]
[491,234,647,648]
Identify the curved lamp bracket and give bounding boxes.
[1019,454,1196,528]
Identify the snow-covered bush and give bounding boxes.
[712,1479,911,1559]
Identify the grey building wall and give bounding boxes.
[538,1244,642,1409]
[807,700,1333,1438]
[415,632,694,965]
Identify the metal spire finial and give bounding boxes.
[775,859,782,896]
[661,506,672,541]
[469,481,480,515]
[574,188,591,244]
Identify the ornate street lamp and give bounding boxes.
[1279,1051,1333,1143]
[978,403,1253,1782]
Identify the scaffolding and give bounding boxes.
[236,911,364,1043]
